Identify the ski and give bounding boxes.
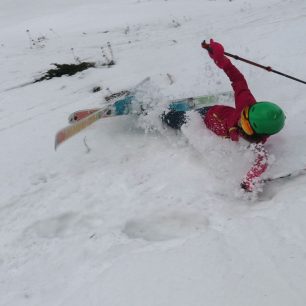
[68,91,233,124]
[55,78,151,148]
[55,105,116,150]
[264,167,306,182]
[68,108,101,123]
[55,91,232,150]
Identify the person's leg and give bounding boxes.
[195,106,211,118]
[161,106,212,130]
[161,110,187,130]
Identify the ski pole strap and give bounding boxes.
[201,40,306,85]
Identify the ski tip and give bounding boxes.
[54,130,66,151]
[54,138,60,151]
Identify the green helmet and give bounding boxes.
[248,102,285,135]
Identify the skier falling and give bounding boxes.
[55,39,286,193]
[161,39,286,192]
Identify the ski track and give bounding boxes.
[1,0,306,306]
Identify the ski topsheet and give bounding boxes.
[55,77,151,149]
[68,108,101,123]
[55,91,233,150]
[55,106,114,150]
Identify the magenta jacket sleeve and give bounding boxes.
[223,60,256,112]
[241,144,269,191]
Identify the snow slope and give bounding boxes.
[0,0,306,305]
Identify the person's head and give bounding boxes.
[240,102,285,136]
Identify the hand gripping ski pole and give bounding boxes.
[202,40,306,85]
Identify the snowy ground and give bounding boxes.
[1,0,306,305]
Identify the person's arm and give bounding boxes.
[207,39,256,112]
[241,144,269,192]
[224,61,256,112]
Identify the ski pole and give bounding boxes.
[263,167,306,183]
[201,40,306,85]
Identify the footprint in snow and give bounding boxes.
[123,212,209,242]
[25,212,86,239]
[30,172,58,186]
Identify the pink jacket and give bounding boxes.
[204,59,269,191]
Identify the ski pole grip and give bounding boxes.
[201,40,212,53]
